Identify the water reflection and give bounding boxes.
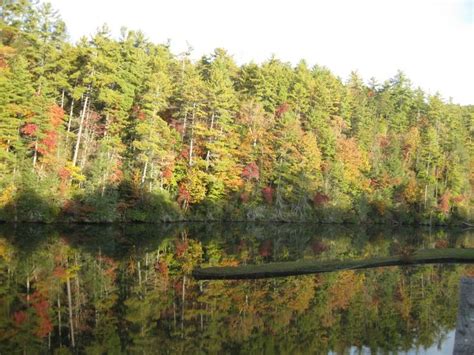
[0,223,473,354]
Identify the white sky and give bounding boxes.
[48,0,474,105]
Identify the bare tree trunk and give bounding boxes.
[57,294,62,345]
[424,184,428,209]
[73,95,89,166]
[104,112,109,137]
[183,110,188,134]
[205,112,215,171]
[138,261,142,288]
[74,255,81,332]
[32,140,38,167]
[189,137,194,166]
[61,89,65,109]
[173,301,177,329]
[189,103,196,166]
[200,281,204,330]
[79,113,93,170]
[26,276,30,304]
[145,253,149,283]
[66,276,75,348]
[66,99,74,144]
[141,160,148,184]
[181,275,186,335]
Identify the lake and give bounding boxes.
[1,223,473,354]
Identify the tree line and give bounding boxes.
[0,1,472,224]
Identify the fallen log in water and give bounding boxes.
[193,248,474,280]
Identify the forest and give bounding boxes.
[1,1,473,224]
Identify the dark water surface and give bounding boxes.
[0,223,473,354]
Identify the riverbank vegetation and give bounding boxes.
[1,1,472,224]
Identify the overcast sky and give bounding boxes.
[48,0,473,104]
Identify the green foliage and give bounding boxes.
[0,1,472,225]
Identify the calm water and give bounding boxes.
[0,223,473,354]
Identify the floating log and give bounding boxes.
[193,248,474,280]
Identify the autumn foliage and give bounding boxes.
[0,0,471,226]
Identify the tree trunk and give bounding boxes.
[205,112,215,170]
[141,160,148,184]
[57,294,62,344]
[138,261,142,288]
[61,89,65,109]
[189,103,196,166]
[72,95,89,166]
[104,112,109,137]
[66,276,75,347]
[79,112,92,170]
[424,184,428,209]
[32,139,38,167]
[65,99,75,146]
[74,255,81,332]
[181,275,186,335]
[26,275,30,304]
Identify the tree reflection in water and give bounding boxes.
[0,223,472,353]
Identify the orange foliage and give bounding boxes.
[177,184,190,208]
[275,102,290,117]
[53,266,67,279]
[109,160,124,184]
[438,191,451,214]
[240,191,250,203]
[372,199,387,216]
[37,105,65,156]
[37,131,58,155]
[328,271,364,311]
[336,137,369,189]
[434,239,449,249]
[220,258,239,267]
[311,240,329,255]
[262,186,274,204]
[13,311,28,326]
[175,239,189,257]
[242,162,259,181]
[464,266,474,277]
[378,135,390,149]
[403,177,418,204]
[21,123,38,136]
[258,239,273,258]
[31,291,53,338]
[313,192,330,207]
[162,166,174,181]
[49,105,65,127]
[155,260,169,279]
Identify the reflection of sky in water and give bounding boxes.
[462,0,473,24]
[414,330,454,355]
[329,330,455,354]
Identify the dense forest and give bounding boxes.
[0,1,473,224]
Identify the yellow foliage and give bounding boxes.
[0,238,13,262]
[184,168,208,204]
[328,271,365,311]
[65,163,86,182]
[403,177,419,204]
[336,137,370,191]
[0,184,15,207]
